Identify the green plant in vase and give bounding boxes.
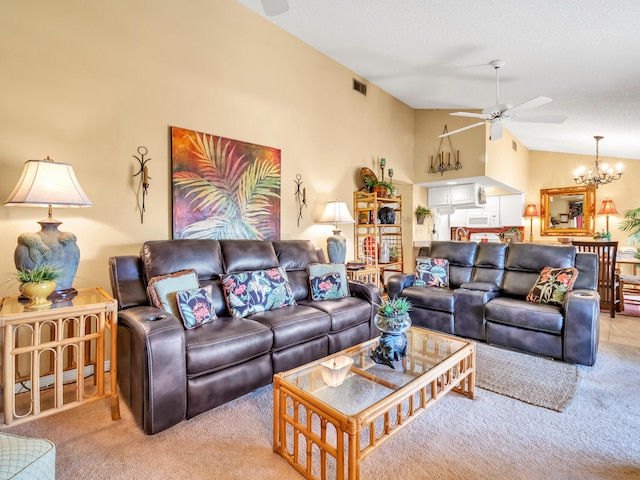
[375,296,412,334]
[14,264,61,310]
[593,229,611,241]
[371,296,413,368]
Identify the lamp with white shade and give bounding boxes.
[4,156,93,298]
[318,201,355,263]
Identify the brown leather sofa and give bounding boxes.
[109,239,380,434]
[388,241,600,366]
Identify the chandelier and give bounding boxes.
[574,136,623,189]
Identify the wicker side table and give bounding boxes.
[1,287,120,426]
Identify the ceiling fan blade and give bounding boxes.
[260,0,289,16]
[438,122,485,137]
[450,111,489,119]
[489,122,503,141]
[512,114,568,124]
[506,96,552,116]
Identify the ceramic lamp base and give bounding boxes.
[326,229,347,263]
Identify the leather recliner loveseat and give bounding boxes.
[387,241,600,366]
[108,239,380,434]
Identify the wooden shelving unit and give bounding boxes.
[353,191,403,288]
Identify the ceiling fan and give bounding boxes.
[439,60,568,141]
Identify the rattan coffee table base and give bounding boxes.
[273,334,475,480]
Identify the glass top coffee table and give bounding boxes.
[273,326,475,480]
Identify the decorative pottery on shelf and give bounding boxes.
[370,297,412,368]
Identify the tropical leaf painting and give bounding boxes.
[171,126,281,240]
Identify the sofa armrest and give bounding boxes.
[117,306,187,434]
[349,281,382,339]
[387,273,415,299]
[563,289,600,366]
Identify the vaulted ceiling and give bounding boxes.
[237,0,640,160]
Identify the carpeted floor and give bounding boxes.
[3,340,639,480]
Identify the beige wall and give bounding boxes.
[526,151,639,244]
[0,1,414,296]
[413,110,487,184]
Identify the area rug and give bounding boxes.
[475,342,580,412]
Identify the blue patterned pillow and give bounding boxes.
[222,267,296,318]
[415,257,450,288]
[307,263,349,298]
[309,271,346,301]
[176,285,217,329]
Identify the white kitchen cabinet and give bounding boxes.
[449,207,467,227]
[428,183,481,208]
[499,194,525,227]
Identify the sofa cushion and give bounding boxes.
[183,316,273,376]
[248,304,332,350]
[176,285,218,329]
[147,269,200,316]
[308,263,349,299]
[401,285,455,313]
[485,297,564,334]
[298,296,371,332]
[415,257,449,288]
[309,272,346,301]
[526,266,579,306]
[222,267,296,318]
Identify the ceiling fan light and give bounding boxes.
[261,0,289,16]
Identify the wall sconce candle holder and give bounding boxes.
[294,173,307,227]
[133,146,151,224]
[430,126,462,175]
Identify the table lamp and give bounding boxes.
[597,198,618,233]
[523,203,538,242]
[4,156,93,298]
[318,201,355,263]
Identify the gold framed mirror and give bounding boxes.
[540,185,596,237]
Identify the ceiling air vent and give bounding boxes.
[353,79,367,96]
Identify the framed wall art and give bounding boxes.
[171,126,281,240]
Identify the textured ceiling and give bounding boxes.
[237,0,640,160]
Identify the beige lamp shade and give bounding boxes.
[4,157,93,208]
[318,201,355,227]
[318,201,355,263]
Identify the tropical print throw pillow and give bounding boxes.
[415,257,450,288]
[526,266,579,306]
[176,285,217,329]
[222,267,296,318]
[309,271,346,301]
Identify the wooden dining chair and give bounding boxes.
[572,240,620,318]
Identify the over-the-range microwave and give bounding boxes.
[466,211,498,227]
